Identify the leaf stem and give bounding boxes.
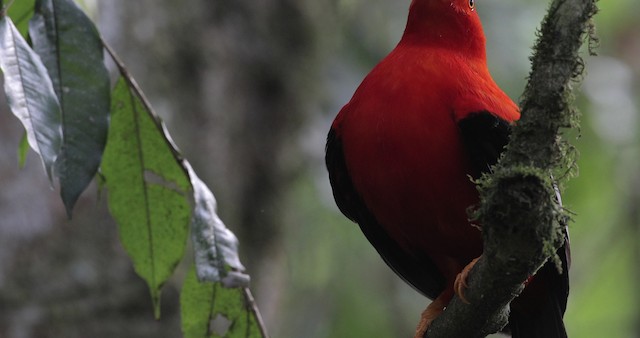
[244,288,270,338]
[102,39,186,163]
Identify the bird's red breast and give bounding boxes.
[332,41,518,281]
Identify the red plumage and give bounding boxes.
[326,0,569,337]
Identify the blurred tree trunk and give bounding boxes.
[99,0,326,332]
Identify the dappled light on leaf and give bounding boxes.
[0,16,62,182]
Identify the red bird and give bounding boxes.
[325,0,569,337]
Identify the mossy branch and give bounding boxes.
[423,0,598,337]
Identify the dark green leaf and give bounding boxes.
[181,266,264,338]
[102,77,191,318]
[0,16,62,181]
[6,0,35,38]
[30,0,110,216]
[185,162,249,287]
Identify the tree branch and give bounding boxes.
[424,0,598,337]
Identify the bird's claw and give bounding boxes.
[453,256,481,304]
[414,290,450,338]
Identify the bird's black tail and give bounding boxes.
[508,243,570,338]
[509,291,567,338]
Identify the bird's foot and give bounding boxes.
[414,290,452,338]
[453,256,481,304]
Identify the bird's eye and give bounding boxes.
[469,0,475,9]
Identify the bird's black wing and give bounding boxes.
[457,111,570,338]
[457,111,512,179]
[325,127,445,299]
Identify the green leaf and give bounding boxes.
[102,77,191,318]
[18,131,29,168]
[6,0,36,38]
[185,161,249,287]
[0,16,62,181]
[181,266,265,338]
[30,0,110,216]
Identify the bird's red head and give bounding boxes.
[403,0,486,59]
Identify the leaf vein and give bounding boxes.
[128,84,157,293]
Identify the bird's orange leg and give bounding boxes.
[414,289,453,338]
[453,256,481,304]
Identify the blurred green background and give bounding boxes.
[0,0,638,337]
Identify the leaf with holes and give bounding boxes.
[0,16,62,181]
[181,266,264,338]
[30,0,110,216]
[102,77,191,318]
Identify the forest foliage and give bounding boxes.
[0,0,265,337]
